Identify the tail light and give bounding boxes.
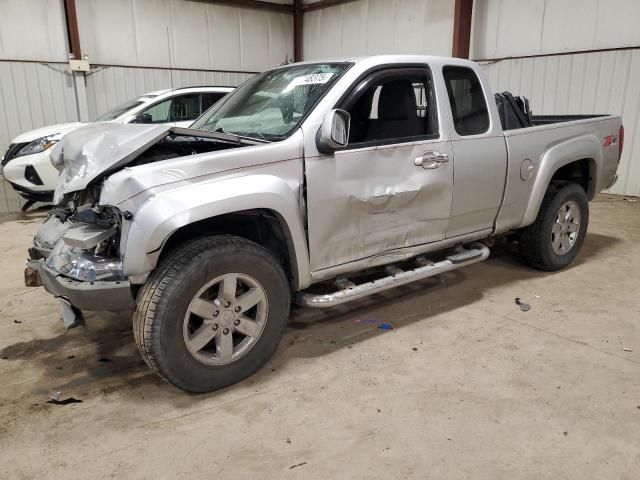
[619,125,624,162]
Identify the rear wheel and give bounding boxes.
[133,235,290,393]
[519,183,589,271]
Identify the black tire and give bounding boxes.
[519,183,589,271]
[133,235,290,393]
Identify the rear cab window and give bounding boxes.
[443,66,490,136]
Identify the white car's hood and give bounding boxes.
[51,123,172,203]
[12,122,85,144]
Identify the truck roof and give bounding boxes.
[276,54,479,70]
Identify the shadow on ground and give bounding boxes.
[0,232,621,406]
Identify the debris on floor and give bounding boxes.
[354,319,396,331]
[623,348,633,352]
[14,287,39,296]
[13,319,22,324]
[98,357,112,363]
[47,391,83,406]
[288,462,307,470]
[59,300,82,329]
[515,298,531,312]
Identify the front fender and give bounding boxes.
[522,134,601,226]
[121,174,311,288]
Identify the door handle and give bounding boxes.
[414,151,449,169]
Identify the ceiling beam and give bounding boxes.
[452,0,473,59]
[302,0,360,13]
[63,0,82,59]
[200,0,293,14]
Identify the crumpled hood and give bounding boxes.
[51,123,172,203]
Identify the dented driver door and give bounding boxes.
[305,66,453,273]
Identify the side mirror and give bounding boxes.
[316,109,350,154]
[132,113,152,124]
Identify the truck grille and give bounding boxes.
[1,142,28,167]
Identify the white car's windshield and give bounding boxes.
[191,63,350,140]
[94,99,145,121]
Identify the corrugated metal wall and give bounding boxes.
[480,50,640,196]
[473,0,640,196]
[303,0,454,59]
[0,0,291,213]
[0,61,79,213]
[0,0,69,62]
[76,0,293,72]
[471,0,640,60]
[85,66,255,121]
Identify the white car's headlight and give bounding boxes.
[15,135,59,157]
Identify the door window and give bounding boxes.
[341,69,438,147]
[141,94,201,123]
[168,93,200,122]
[442,66,490,136]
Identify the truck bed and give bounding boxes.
[531,114,609,126]
[494,113,622,235]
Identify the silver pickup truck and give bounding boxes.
[25,55,622,392]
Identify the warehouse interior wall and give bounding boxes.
[78,0,293,119]
[303,0,455,59]
[473,0,640,196]
[2,0,640,213]
[0,0,293,213]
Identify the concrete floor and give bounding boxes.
[0,195,639,479]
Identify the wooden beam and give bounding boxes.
[302,0,360,13]
[293,0,303,62]
[63,0,82,60]
[452,0,473,59]
[199,0,293,14]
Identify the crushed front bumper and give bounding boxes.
[25,258,135,311]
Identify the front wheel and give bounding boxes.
[133,235,290,393]
[519,183,589,271]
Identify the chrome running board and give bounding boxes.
[295,242,490,308]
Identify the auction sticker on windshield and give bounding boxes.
[284,73,335,92]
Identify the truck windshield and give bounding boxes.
[191,63,350,140]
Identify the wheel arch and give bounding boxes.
[522,134,601,226]
[158,209,303,290]
[121,174,311,290]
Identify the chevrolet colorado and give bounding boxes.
[24,55,622,392]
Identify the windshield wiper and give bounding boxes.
[171,127,265,146]
[214,127,270,144]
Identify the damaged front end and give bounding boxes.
[25,123,263,319]
[26,198,135,314]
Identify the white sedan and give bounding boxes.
[0,86,233,208]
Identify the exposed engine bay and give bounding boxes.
[49,124,259,204]
[121,133,248,168]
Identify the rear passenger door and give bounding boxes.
[305,66,454,272]
[442,66,508,237]
[137,93,202,127]
[167,93,202,127]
